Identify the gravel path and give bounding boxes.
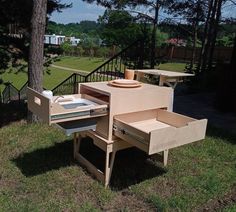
[51,64,88,75]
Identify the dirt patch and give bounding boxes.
[102,189,156,211]
[197,187,236,211]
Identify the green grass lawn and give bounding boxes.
[0,57,187,92]
[0,67,72,91]
[54,56,106,72]
[0,57,106,91]
[0,105,235,211]
[55,57,187,73]
[157,62,187,72]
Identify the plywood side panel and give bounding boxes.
[95,116,110,139]
[27,87,51,124]
[113,109,158,123]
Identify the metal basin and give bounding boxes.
[58,98,97,110]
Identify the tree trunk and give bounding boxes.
[197,0,214,72]
[201,0,218,72]
[207,0,222,71]
[27,0,47,123]
[190,21,198,72]
[230,36,236,67]
[230,36,236,111]
[150,1,159,69]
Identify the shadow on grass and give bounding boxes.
[206,125,236,145]
[12,140,74,176]
[13,137,166,189]
[110,149,167,190]
[0,101,27,127]
[79,137,167,190]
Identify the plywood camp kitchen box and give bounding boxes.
[27,81,207,187]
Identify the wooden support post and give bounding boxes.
[163,149,169,166]
[159,75,166,86]
[104,149,111,187]
[105,150,117,187]
[135,72,145,81]
[73,132,81,159]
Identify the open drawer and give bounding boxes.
[27,87,108,125]
[113,109,207,155]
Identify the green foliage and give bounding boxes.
[61,41,74,54]
[0,0,70,80]
[0,48,10,71]
[216,36,234,47]
[80,33,100,49]
[98,9,142,47]
[156,29,169,47]
[77,46,85,56]
[45,46,64,55]
[46,21,99,37]
[96,47,110,58]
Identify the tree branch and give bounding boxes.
[128,10,154,21]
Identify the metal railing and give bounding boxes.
[1,39,153,104]
[2,83,19,104]
[84,39,148,82]
[52,73,86,96]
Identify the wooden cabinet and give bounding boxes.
[79,82,174,141]
[28,82,207,187]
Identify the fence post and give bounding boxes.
[73,74,77,94]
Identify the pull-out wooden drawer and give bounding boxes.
[27,87,108,125]
[113,109,207,155]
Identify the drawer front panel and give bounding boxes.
[149,119,207,154]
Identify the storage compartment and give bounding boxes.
[113,109,207,155]
[27,87,108,125]
[56,119,98,136]
[79,85,110,103]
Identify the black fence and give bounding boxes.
[1,82,44,104]
[2,83,22,104]
[1,39,154,104]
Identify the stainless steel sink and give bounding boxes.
[57,98,98,110]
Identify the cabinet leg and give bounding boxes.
[73,132,81,159]
[163,149,169,166]
[104,150,117,188]
[159,75,166,86]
